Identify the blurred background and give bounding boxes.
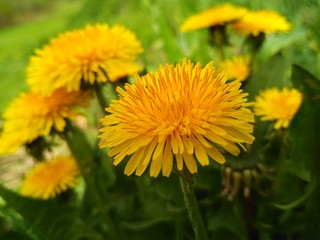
[0,0,319,115]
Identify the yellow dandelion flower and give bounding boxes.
[99,59,255,177]
[27,24,143,95]
[254,87,302,129]
[232,10,291,36]
[219,56,250,82]
[20,156,80,199]
[180,4,248,32]
[0,88,91,155]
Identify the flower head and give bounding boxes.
[254,87,302,129]
[180,4,248,32]
[0,88,91,155]
[20,156,80,199]
[232,10,291,36]
[219,56,250,82]
[99,59,255,177]
[27,24,143,95]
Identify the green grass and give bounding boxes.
[0,1,82,115]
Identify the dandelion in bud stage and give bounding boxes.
[232,10,291,36]
[99,59,255,177]
[254,87,302,129]
[219,56,250,82]
[180,4,248,32]
[20,156,80,199]
[0,88,91,155]
[27,24,143,95]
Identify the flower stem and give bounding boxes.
[179,177,209,240]
[94,84,109,113]
[63,126,120,240]
[209,25,228,62]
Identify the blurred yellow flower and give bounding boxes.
[99,59,255,177]
[180,4,248,32]
[232,10,291,36]
[0,88,91,155]
[20,156,80,199]
[254,87,302,129]
[27,24,143,95]
[219,56,250,82]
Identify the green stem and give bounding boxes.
[247,33,265,72]
[278,129,288,162]
[215,45,225,62]
[94,84,109,114]
[63,127,120,240]
[179,177,209,240]
[209,25,228,62]
[243,197,259,239]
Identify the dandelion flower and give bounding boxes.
[99,59,255,177]
[219,56,250,82]
[20,156,80,199]
[254,87,302,129]
[27,24,143,95]
[232,10,291,36]
[180,4,248,32]
[0,88,91,155]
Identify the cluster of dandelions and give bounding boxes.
[180,3,291,36]
[0,23,143,199]
[179,3,303,202]
[179,3,302,126]
[0,3,302,210]
[180,3,292,83]
[0,3,306,240]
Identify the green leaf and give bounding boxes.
[0,185,102,240]
[150,175,183,205]
[208,201,247,239]
[289,65,319,180]
[260,28,307,60]
[271,181,313,210]
[122,220,176,240]
[122,216,171,231]
[290,65,320,236]
[195,165,221,191]
[120,190,179,240]
[244,52,290,101]
[0,204,38,240]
